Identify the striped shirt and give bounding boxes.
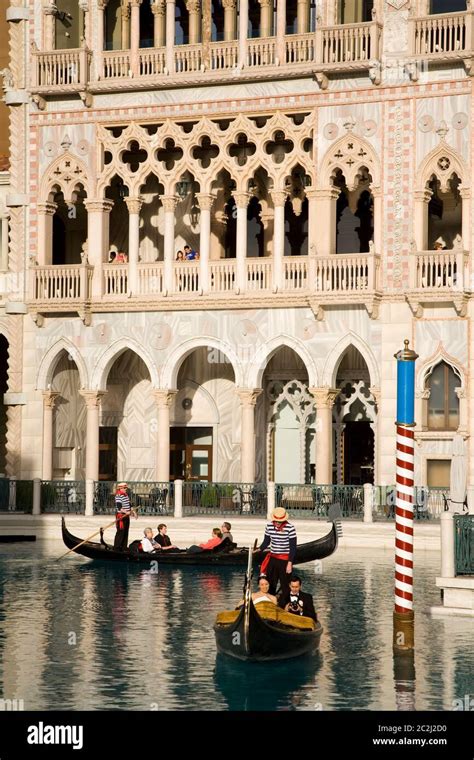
[260,522,297,561]
[115,492,131,514]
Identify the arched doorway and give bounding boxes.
[333,346,377,485]
[51,351,86,480]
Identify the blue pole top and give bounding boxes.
[395,340,418,426]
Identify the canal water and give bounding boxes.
[0,543,472,711]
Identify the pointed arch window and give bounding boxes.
[426,361,459,431]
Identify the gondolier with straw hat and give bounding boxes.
[257,507,297,597]
[113,482,137,552]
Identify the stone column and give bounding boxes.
[460,187,470,252]
[94,0,107,79]
[161,195,178,294]
[80,391,104,484]
[238,0,248,67]
[237,388,262,483]
[259,210,273,258]
[42,391,59,481]
[234,191,250,293]
[196,193,214,294]
[121,0,131,49]
[305,189,317,257]
[186,0,201,44]
[37,202,57,265]
[223,0,237,41]
[153,390,177,482]
[258,0,273,38]
[85,200,113,298]
[152,0,166,46]
[271,190,286,292]
[79,0,92,48]
[311,387,339,485]
[312,189,339,256]
[129,0,142,74]
[201,0,212,68]
[276,0,286,64]
[371,186,382,255]
[455,387,467,434]
[413,189,432,251]
[43,3,56,50]
[297,0,310,34]
[125,197,142,296]
[0,216,8,271]
[165,0,175,73]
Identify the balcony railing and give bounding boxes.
[32,47,92,91]
[30,263,93,302]
[29,253,384,311]
[454,514,474,575]
[409,11,471,57]
[33,23,383,94]
[410,250,469,291]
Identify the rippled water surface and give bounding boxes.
[0,543,472,711]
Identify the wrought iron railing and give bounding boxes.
[0,479,34,513]
[454,514,474,576]
[373,485,448,521]
[275,484,363,519]
[93,481,173,516]
[182,482,267,516]
[41,480,85,513]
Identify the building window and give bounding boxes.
[338,0,373,24]
[430,1,466,14]
[427,459,451,488]
[427,361,459,431]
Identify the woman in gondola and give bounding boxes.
[236,575,277,609]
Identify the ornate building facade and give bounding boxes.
[0,0,472,491]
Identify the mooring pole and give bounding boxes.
[393,339,418,653]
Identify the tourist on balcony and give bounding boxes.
[434,237,447,251]
[176,250,184,261]
[184,245,198,260]
[108,245,118,263]
[116,250,128,263]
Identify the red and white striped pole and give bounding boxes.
[393,339,418,653]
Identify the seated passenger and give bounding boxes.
[278,576,317,621]
[237,575,277,608]
[187,528,223,553]
[154,523,179,551]
[141,527,161,554]
[221,521,233,543]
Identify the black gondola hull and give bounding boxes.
[61,517,339,567]
[214,600,322,661]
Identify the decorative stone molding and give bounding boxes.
[79,390,105,409]
[236,388,262,407]
[196,193,215,211]
[161,195,179,212]
[153,389,178,408]
[84,199,114,214]
[270,190,287,207]
[233,192,251,208]
[319,132,381,190]
[310,387,339,409]
[151,0,166,14]
[42,390,60,409]
[125,197,143,214]
[37,202,58,216]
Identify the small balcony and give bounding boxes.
[407,249,470,317]
[408,10,474,73]
[31,47,92,96]
[28,252,381,321]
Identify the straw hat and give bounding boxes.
[434,236,447,249]
[272,507,288,522]
[116,481,128,488]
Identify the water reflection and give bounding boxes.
[0,546,472,711]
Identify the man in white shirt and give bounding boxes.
[141,528,162,554]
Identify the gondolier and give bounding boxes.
[258,507,297,596]
[113,482,137,552]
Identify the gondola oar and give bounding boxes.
[57,508,139,561]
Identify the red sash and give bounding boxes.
[260,552,289,575]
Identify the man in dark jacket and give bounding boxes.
[278,576,317,622]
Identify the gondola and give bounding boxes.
[213,549,322,661]
[61,516,341,567]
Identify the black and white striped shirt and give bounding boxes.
[115,492,131,514]
[260,522,297,561]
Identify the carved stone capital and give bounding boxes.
[151,0,166,14]
[233,191,251,208]
[309,387,339,409]
[222,0,237,8]
[196,193,215,211]
[79,390,105,409]
[161,194,179,212]
[121,4,131,19]
[311,188,340,201]
[125,197,143,215]
[43,2,58,16]
[270,190,288,207]
[42,391,60,409]
[37,202,57,216]
[236,388,262,407]
[415,389,430,400]
[185,0,200,12]
[129,0,143,7]
[153,389,177,408]
[369,386,381,405]
[455,386,466,400]
[84,199,114,214]
[413,189,432,204]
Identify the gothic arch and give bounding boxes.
[319,132,381,190]
[322,332,380,388]
[248,335,318,389]
[416,344,465,392]
[92,338,160,391]
[161,336,244,389]
[36,338,88,391]
[40,152,92,203]
[417,143,468,193]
